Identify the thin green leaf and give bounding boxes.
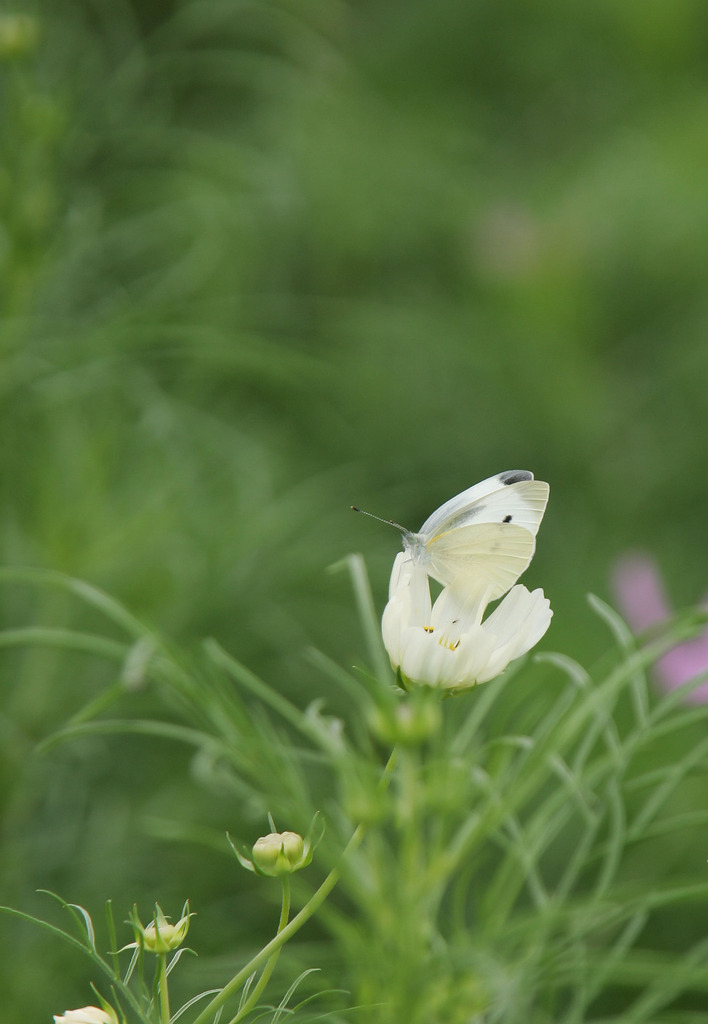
[329,553,391,685]
[106,900,120,979]
[587,592,649,726]
[0,566,153,639]
[0,904,93,956]
[204,638,342,756]
[170,989,223,1022]
[0,627,127,660]
[272,969,321,1023]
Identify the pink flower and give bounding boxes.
[610,553,708,704]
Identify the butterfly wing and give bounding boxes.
[425,521,537,600]
[419,472,549,540]
[407,471,549,599]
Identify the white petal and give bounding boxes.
[387,553,431,622]
[483,586,551,648]
[430,582,488,637]
[475,587,552,682]
[387,551,412,599]
[399,629,441,684]
[382,597,413,667]
[448,626,498,688]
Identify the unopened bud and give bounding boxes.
[131,902,191,954]
[252,831,304,876]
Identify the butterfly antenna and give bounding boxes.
[351,506,409,536]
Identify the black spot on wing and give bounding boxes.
[503,514,512,523]
[499,470,533,485]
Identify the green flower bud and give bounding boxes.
[231,813,323,877]
[252,831,304,876]
[130,902,191,954]
[143,919,188,953]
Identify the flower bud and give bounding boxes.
[130,902,191,954]
[143,919,188,953]
[252,831,304,876]
[232,814,322,877]
[54,1008,118,1024]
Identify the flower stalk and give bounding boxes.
[228,876,291,1024]
[191,822,366,1024]
[157,954,170,1024]
[192,752,399,1024]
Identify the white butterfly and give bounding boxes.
[355,470,549,601]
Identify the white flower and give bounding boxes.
[382,552,552,692]
[53,1008,117,1024]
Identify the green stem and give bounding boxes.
[191,825,364,1024]
[191,750,398,1024]
[227,877,291,1024]
[158,953,170,1024]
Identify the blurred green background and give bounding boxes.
[2,0,708,1016]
